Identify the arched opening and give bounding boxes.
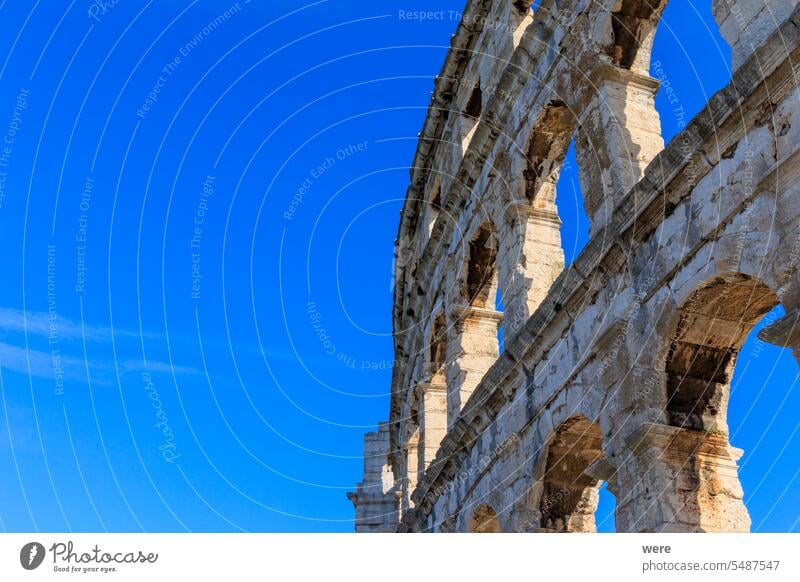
[607,0,669,73]
[460,82,483,151]
[447,222,503,424]
[525,101,574,208]
[507,0,536,48]
[402,398,421,511]
[665,274,777,432]
[555,141,590,265]
[469,504,501,533]
[537,417,606,532]
[645,273,784,532]
[464,83,482,119]
[426,176,442,239]
[430,312,447,384]
[466,223,498,309]
[417,313,449,475]
[496,101,573,331]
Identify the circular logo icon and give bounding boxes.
[20,542,46,570]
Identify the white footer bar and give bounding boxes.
[1,534,798,580]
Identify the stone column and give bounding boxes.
[405,428,420,507]
[614,423,750,532]
[574,63,663,235]
[445,306,503,428]
[500,204,565,336]
[417,381,448,472]
[713,0,800,70]
[758,307,800,375]
[347,423,400,532]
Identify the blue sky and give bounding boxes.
[0,0,797,533]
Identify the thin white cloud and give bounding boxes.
[0,341,203,385]
[0,307,147,342]
[118,359,204,378]
[0,307,292,383]
[0,341,86,382]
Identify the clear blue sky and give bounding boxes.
[0,0,797,533]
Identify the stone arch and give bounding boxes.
[442,221,503,425]
[468,504,501,533]
[460,81,483,151]
[601,0,771,77]
[397,312,451,493]
[614,273,783,532]
[524,100,575,209]
[534,416,606,532]
[489,103,572,336]
[429,311,448,384]
[464,83,483,119]
[664,273,778,432]
[465,222,499,309]
[425,174,443,239]
[606,0,670,74]
[401,391,422,511]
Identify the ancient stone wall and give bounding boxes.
[349,0,800,532]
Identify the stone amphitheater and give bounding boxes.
[348,0,800,532]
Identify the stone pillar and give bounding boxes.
[417,382,448,471]
[501,204,565,336]
[574,63,663,235]
[713,0,800,70]
[347,423,400,532]
[758,307,800,375]
[445,306,503,428]
[405,428,420,507]
[614,423,750,532]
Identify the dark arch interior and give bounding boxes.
[665,275,778,431]
[425,176,442,236]
[608,0,669,71]
[466,224,498,308]
[429,312,447,383]
[539,417,604,532]
[464,83,483,119]
[525,101,575,205]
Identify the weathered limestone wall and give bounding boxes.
[348,424,398,532]
[349,0,800,533]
